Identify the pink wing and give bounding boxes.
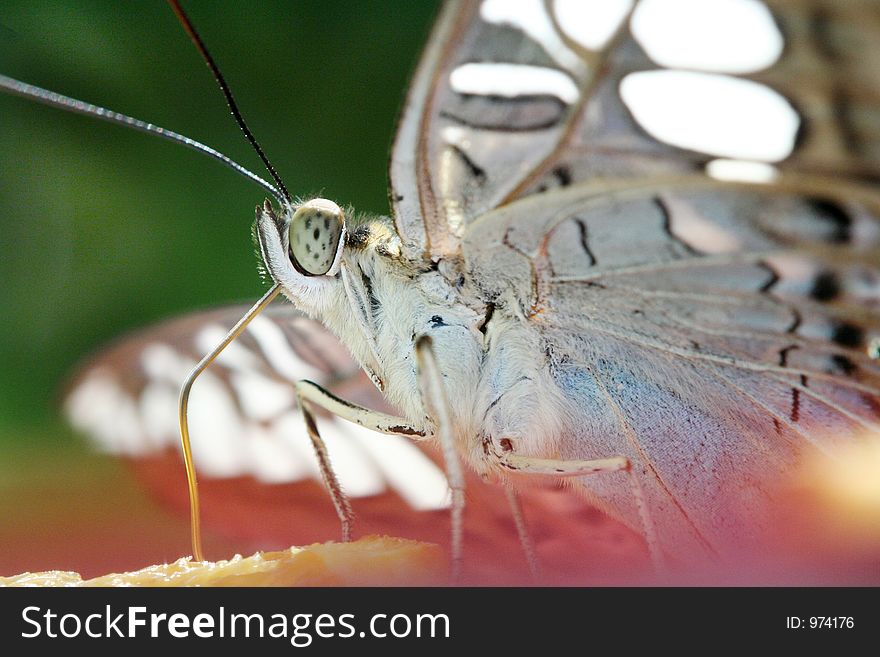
[63,303,649,583]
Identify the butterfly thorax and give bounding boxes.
[327,217,574,480]
[328,219,490,442]
[257,201,502,452]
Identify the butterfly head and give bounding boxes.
[286,198,347,277]
[254,194,466,410]
[253,197,349,310]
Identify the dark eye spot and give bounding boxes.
[313,228,320,240]
[305,217,312,229]
[831,322,864,348]
[810,271,840,301]
[829,354,856,376]
[430,315,447,328]
[313,253,319,260]
[807,198,851,243]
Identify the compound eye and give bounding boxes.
[288,199,344,276]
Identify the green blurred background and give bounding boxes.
[0,0,438,574]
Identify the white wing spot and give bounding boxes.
[620,70,799,162]
[186,369,251,477]
[246,315,324,382]
[109,394,144,455]
[140,382,179,449]
[65,374,147,455]
[553,0,634,51]
[450,62,579,104]
[229,371,295,422]
[314,420,386,498]
[271,412,318,481]
[706,159,780,184]
[441,126,470,150]
[140,342,191,384]
[246,424,308,484]
[481,0,584,75]
[64,374,119,452]
[632,0,783,74]
[343,423,451,511]
[273,411,390,498]
[195,324,263,371]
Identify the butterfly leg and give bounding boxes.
[414,335,466,581]
[295,380,427,439]
[295,351,467,581]
[293,381,432,543]
[496,453,664,571]
[504,484,541,580]
[295,392,355,542]
[295,368,441,542]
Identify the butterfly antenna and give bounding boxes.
[0,74,284,205]
[168,0,292,204]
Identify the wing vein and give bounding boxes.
[587,364,717,554]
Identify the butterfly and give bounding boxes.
[3,0,880,582]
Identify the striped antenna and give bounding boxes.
[167,0,292,204]
[0,73,284,204]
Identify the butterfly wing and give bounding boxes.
[63,303,459,558]
[64,303,451,509]
[394,0,880,557]
[465,179,880,557]
[390,0,603,259]
[390,0,880,259]
[64,303,648,582]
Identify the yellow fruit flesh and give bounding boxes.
[0,536,444,587]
